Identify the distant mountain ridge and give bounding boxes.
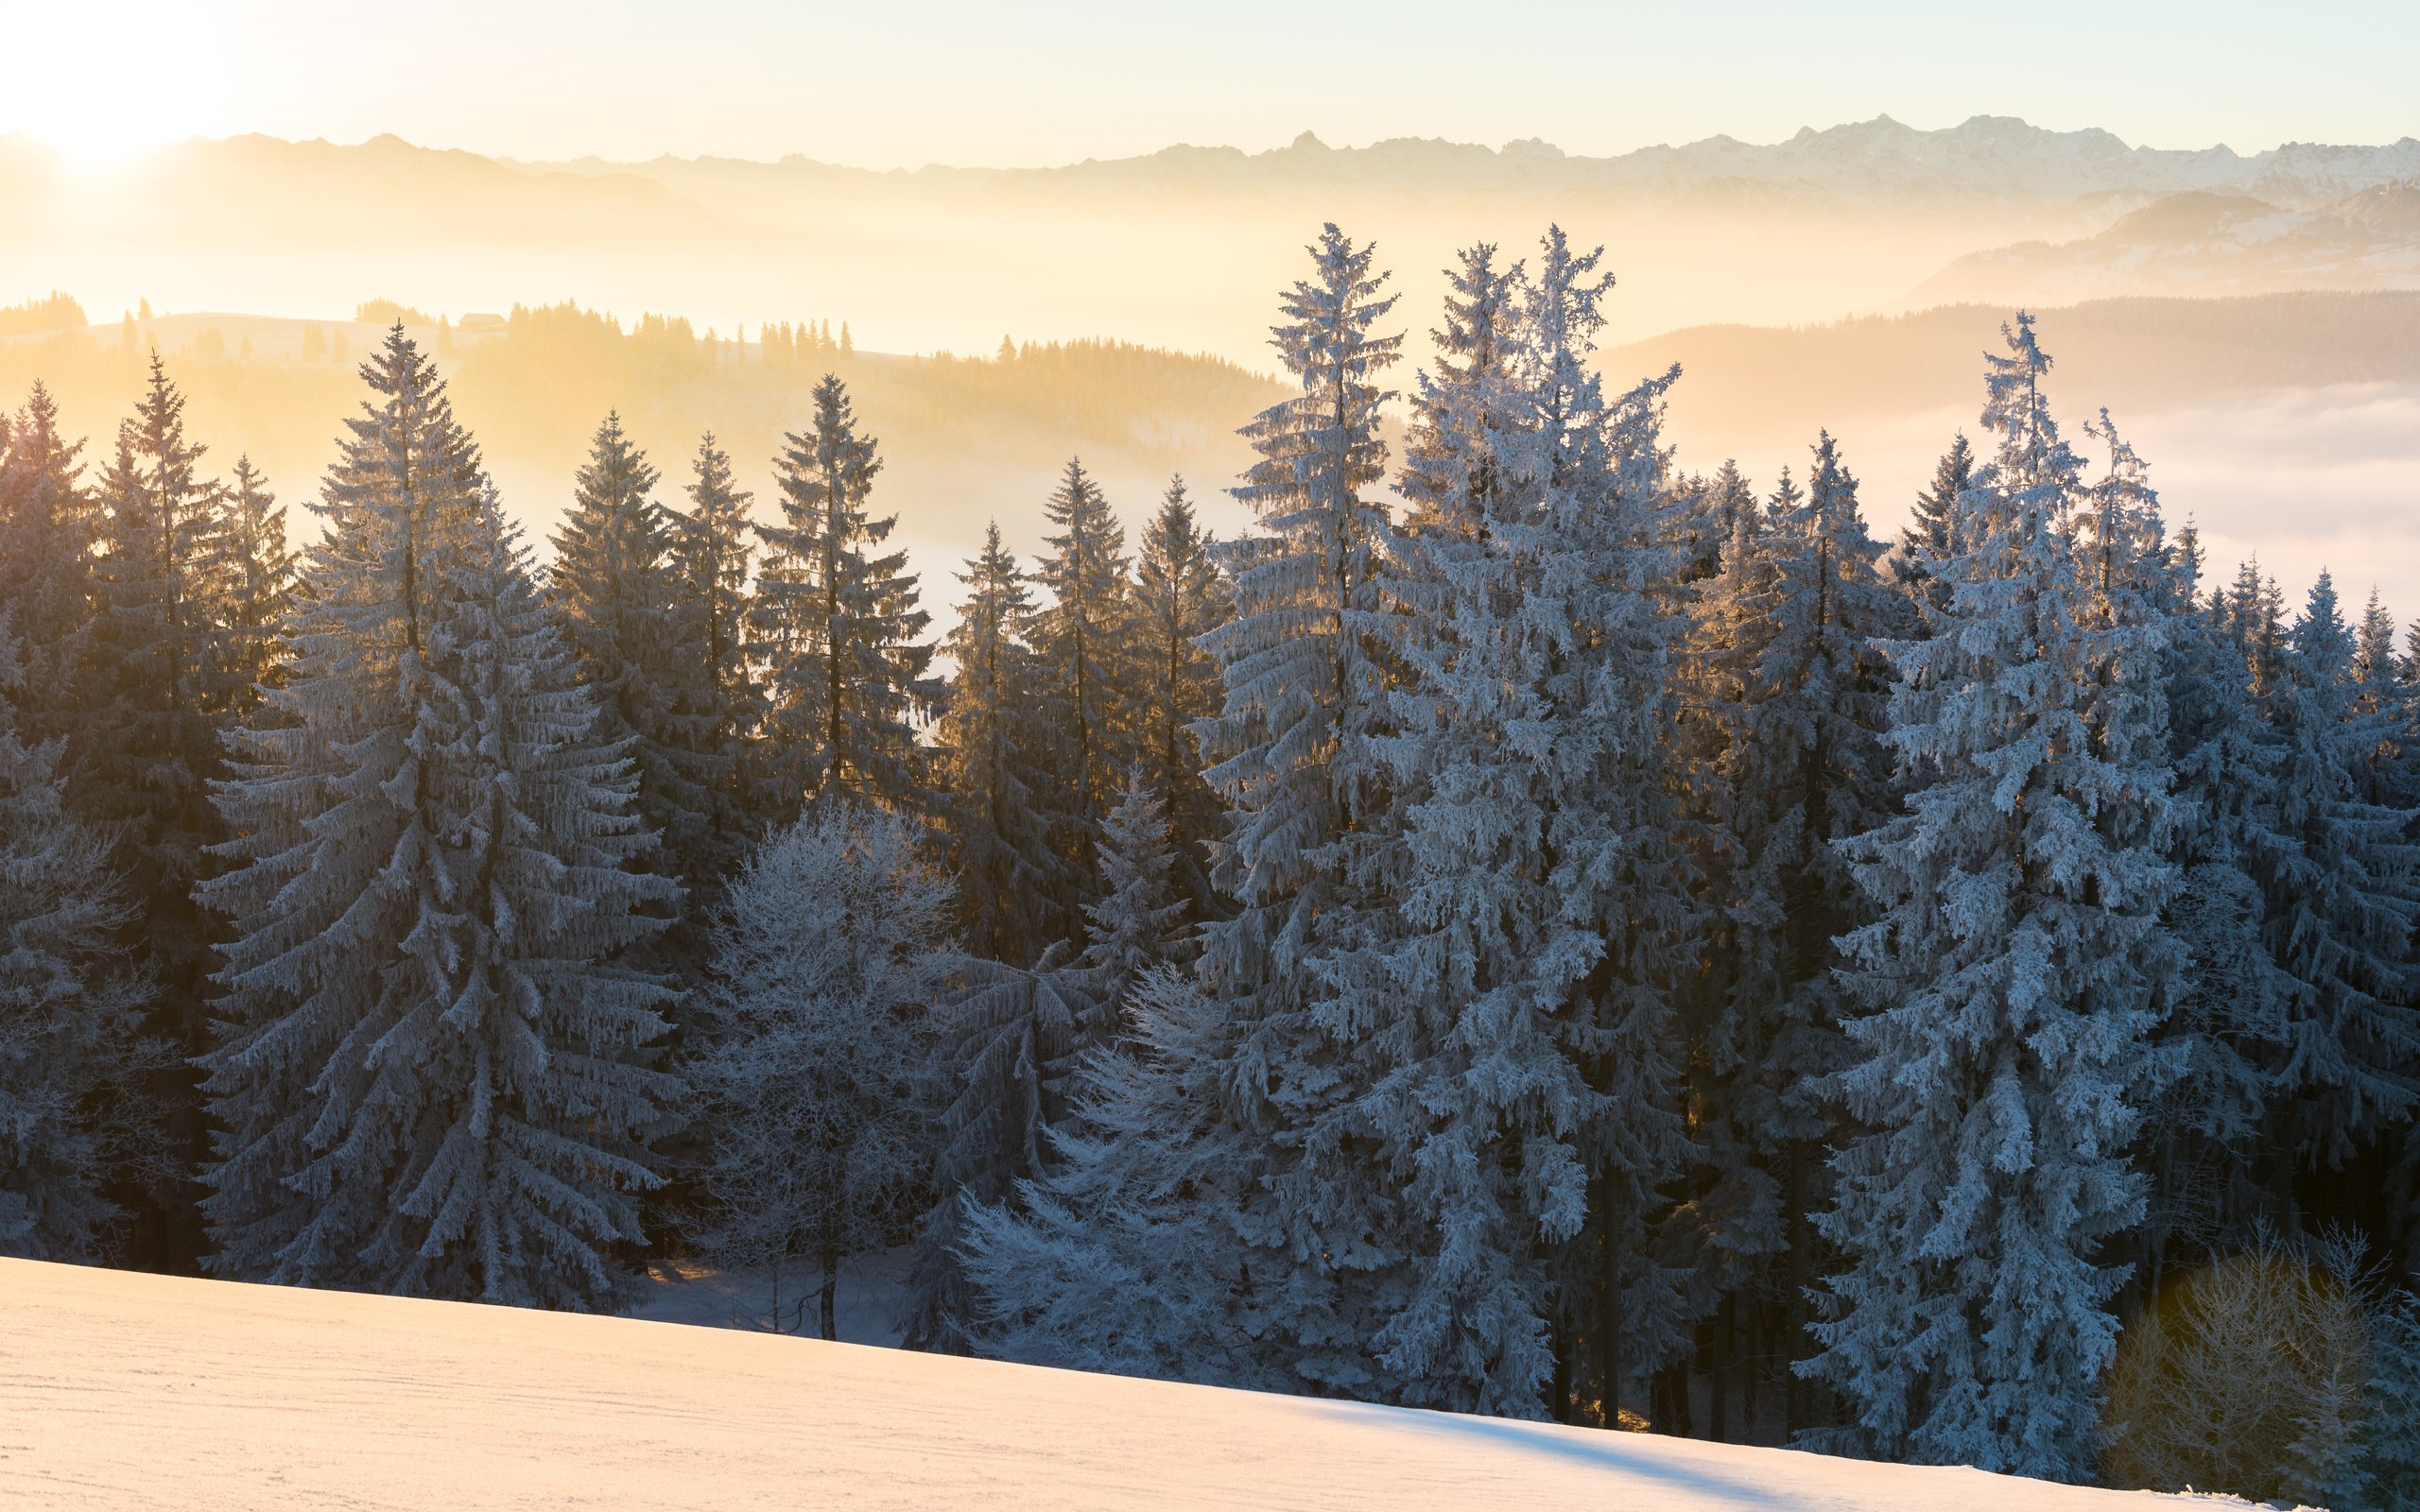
[13,113,2412,214]
[10,115,2420,371]
[510,115,2420,212]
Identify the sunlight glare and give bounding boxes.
[6,2,228,174]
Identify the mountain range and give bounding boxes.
[510,114,2420,214]
[10,115,2420,366]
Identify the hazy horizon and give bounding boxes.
[9,2,2417,170]
[7,81,2418,622]
[13,112,2420,178]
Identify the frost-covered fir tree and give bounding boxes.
[1080,775,1194,1002]
[88,357,235,887]
[1501,240,1699,1425]
[1681,472,1788,1367]
[1363,230,1699,1418]
[910,773,1189,1349]
[1674,458,1758,584]
[0,383,101,758]
[934,523,1068,964]
[690,804,953,1339]
[1686,429,1896,1425]
[1892,432,1975,616]
[2135,507,2293,1267]
[750,375,939,812]
[1394,240,1523,545]
[86,353,239,1257]
[201,329,682,1309]
[1184,221,1422,1395]
[2221,558,2290,693]
[959,963,1260,1383]
[2349,590,2420,815]
[965,223,1411,1399]
[2334,1290,2420,1512]
[1128,477,1229,907]
[2260,572,2420,1168]
[666,431,769,882]
[216,455,296,713]
[548,411,717,889]
[1806,315,2181,1480]
[1029,455,1134,855]
[0,628,159,1262]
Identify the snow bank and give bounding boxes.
[0,1258,2248,1510]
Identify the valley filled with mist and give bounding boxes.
[6,114,2418,607]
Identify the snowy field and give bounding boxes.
[0,1259,2259,1511]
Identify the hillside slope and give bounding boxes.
[1599,291,2420,424]
[1,1259,2247,1511]
[1915,183,2420,304]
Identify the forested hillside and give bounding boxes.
[0,296,1279,555]
[5,224,2419,1507]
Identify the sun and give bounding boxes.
[3,2,229,173]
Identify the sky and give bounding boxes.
[5,0,2414,170]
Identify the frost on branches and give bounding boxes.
[0,626,160,1261]
[1806,315,2182,1481]
[200,329,683,1311]
[688,803,953,1340]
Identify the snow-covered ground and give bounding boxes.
[1,1257,2255,1511]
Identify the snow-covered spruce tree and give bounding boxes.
[1676,470,1786,1423]
[1804,314,2182,1480]
[933,522,1069,965]
[1685,429,1897,1431]
[1393,240,1524,546]
[958,962,1259,1382]
[2221,558,2290,692]
[201,329,682,1309]
[1674,458,1758,584]
[0,383,102,757]
[2258,572,2420,1173]
[690,803,953,1340]
[1356,230,1701,1418]
[1081,774,1195,1000]
[1128,477,1230,909]
[666,430,769,885]
[1351,233,1547,1412]
[1029,455,1134,867]
[0,627,160,1262]
[216,455,297,714]
[1890,432,1975,618]
[2334,1288,2420,1512]
[86,353,239,1260]
[962,223,1411,1398]
[88,355,237,890]
[2354,588,2407,744]
[1509,266,1700,1432]
[548,411,718,892]
[2118,466,2293,1273]
[1184,221,1424,1397]
[909,773,1190,1349]
[749,374,939,813]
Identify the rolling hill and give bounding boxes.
[1916,181,2420,305]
